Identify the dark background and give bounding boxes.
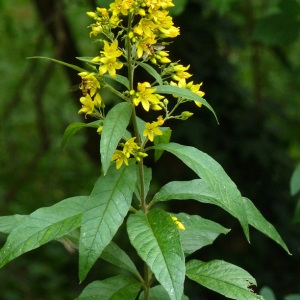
[0,0,299,299]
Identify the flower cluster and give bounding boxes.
[77,0,206,169]
[111,137,148,169]
[77,72,103,119]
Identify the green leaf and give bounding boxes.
[0,215,27,234]
[100,241,141,278]
[0,196,88,268]
[153,85,218,123]
[136,117,147,144]
[27,56,87,73]
[75,275,141,300]
[290,163,300,196]
[154,127,172,161]
[242,197,291,255]
[174,213,230,256]
[104,73,130,89]
[61,121,102,148]
[260,286,276,300]
[136,61,163,86]
[186,259,264,300]
[100,102,132,174]
[284,294,300,300]
[127,208,185,300]
[76,56,95,63]
[169,0,188,16]
[139,285,189,300]
[79,162,137,282]
[293,198,300,223]
[153,143,249,242]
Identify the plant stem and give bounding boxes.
[126,12,152,300]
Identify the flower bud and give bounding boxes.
[181,111,194,120]
[86,12,97,18]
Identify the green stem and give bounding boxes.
[126,12,152,300]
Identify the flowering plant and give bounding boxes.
[0,1,290,299]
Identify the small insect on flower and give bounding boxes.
[143,43,165,60]
[70,77,93,96]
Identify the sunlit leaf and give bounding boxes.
[153,85,218,123]
[186,259,263,300]
[127,209,185,300]
[75,275,141,300]
[100,102,132,174]
[153,143,249,241]
[0,215,27,234]
[79,162,137,282]
[0,196,88,268]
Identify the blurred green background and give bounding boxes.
[0,0,299,299]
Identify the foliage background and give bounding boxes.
[0,0,299,299]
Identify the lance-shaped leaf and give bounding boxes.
[175,213,230,256]
[79,163,137,282]
[0,215,27,234]
[127,209,185,300]
[27,56,87,73]
[153,85,218,123]
[75,275,141,300]
[152,180,290,255]
[136,61,163,86]
[100,102,132,174]
[154,143,249,242]
[0,196,88,268]
[61,120,102,148]
[154,127,172,162]
[186,259,264,300]
[100,241,141,278]
[241,197,291,254]
[139,285,189,300]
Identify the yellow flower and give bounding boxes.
[134,18,157,37]
[101,40,123,59]
[136,36,157,59]
[143,121,163,142]
[78,94,95,118]
[123,137,140,158]
[99,57,123,78]
[110,0,134,16]
[172,64,192,84]
[133,82,162,111]
[111,150,129,169]
[186,81,205,107]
